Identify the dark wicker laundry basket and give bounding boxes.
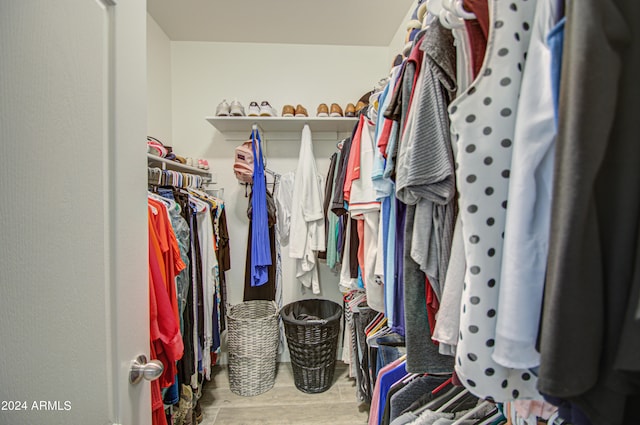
[280,299,343,394]
[227,300,280,397]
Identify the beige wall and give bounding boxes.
[147,14,173,146]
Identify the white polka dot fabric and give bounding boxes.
[448,0,540,402]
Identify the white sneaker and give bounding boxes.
[247,101,260,117]
[259,101,277,117]
[216,99,230,116]
[230,100,245,116]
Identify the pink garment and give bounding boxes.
[343,115,365,202]
[368,356,406,425]
[514,400,558,420]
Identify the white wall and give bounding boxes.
[147,14,173,145]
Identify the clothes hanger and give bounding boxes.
[346,291,366,312]
[438,0,468,29]
[435,387,471,413]
[411,385,466,416]
[455,0,476,19]
[367,323,391,344]
[439,9,466,29]
[447,391,481,414]
[365,312,386,334]
[473,406,506,425]
[427,0,444,17]
[432,377,453,395]
[366,319,390,341]
[148,191,177,211]
[451,400,495,424]
[147,202,159,216]
[366,315,388,336]
[252,123,270,168]
[398,372,420,385]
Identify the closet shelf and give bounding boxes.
[147,154,213,181]
[205,116,358,134]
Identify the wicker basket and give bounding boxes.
[280,299,343,394]
[227,300,280,397]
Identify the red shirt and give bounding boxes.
[148,206,185,425]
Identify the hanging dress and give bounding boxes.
[449,0,539,401]
[249,129,271,287]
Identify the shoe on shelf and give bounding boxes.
[247,101,260,116]
[417,1,428,22]
[259,101,277,117]
[282,104,295,117]
[330,103,344,117]
[185,157,194,167]
[392,54,403,67]
[295,104,308,117]
[358,91,373,105]
[316,103,329,117]
[229,100,245,116]
[345,103,356,117]
[215,99,230,116]
[406,19,422,31]
[355,100,368,113]
[201,159,209,170]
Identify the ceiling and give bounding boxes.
[147,0,416,46]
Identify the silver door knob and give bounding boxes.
[129,354,164,384]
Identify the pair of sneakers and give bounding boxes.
[248,101,277,117]
[216,99,246,116]
[185,157,209,170]
[216,100,277,117]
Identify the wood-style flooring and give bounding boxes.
[199,362,369,425]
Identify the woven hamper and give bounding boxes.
[227,300,280,397]
[280,299,343,394]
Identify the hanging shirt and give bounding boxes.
[289,124,325,294]
[396,23,457,300]
[275,171,295,245]
[432,215,465,357]
[339,218,359,293]
[148,198,185,322]
[331,136,354,216]
[326,152,342,270]
[349,116,381,216]
[449,0,539,402]
[372,66,402,200]
[539,1,640,423]
[494,0,562,370]
[319,152,339,261]
[148,207,184,425]
[194,197,218,379]
[463,0,490,79]
[343,117,364,204]
[250,130,272,287]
